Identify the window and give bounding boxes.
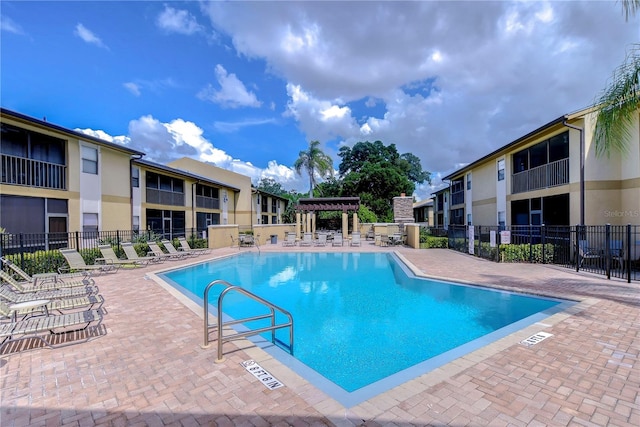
[262,215,269,224]
[131,167,139,188]
[497,159,505,181]
[466,173,471,190]
[83,213,98,233]
[467,213,472,226]
[272,198,277,214]
[81,146,98,174]
[498,211,506,229]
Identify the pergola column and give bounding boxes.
[342,212,348,236]
[353,213,359,235]
[296,212,301,238]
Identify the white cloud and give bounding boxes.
[197,64,261,108]
[122,78,176,97]
[213,118,277,133]
[123,82,141,97]
[74,23,108,49]
[76,116,306,193]
[156,5,202,35]
[1,16,25,35]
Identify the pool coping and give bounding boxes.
[146,250,594,411]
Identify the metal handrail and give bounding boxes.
[202,279,293,362]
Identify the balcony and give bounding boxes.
[196,195,219,209]
[511,158,569,194]
[146,188,185,206]
[1,154,67,190]
[451,191,464,206]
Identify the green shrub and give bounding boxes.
[420,236,448,249]
[500,243,554,263]
[4,250,68,275]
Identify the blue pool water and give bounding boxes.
[159,252,569,405]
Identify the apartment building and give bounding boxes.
[0,108,144,238]
[436,106,640,227]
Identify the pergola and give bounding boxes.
[294,197,360,237]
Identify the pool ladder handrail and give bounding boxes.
[202,279,293,363]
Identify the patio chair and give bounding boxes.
[98,245,148,268]
[147,241,185,261]
[121,242,165,264]
[0,282,99,304]
[315,233,327,247]
[238,234,256,247]
[300,232,313,247]
[578,240,602,267]
[161,239,195,258]
[282,232,297,247]
[379,234,390,247]
[0,270,95,293]
[350,232,361,247]
[59,249,120,274]
[332,233,343,247]
[0,257,91,286]
[0,294,104,322]
[178,237,211,255]
[0,306,103,352]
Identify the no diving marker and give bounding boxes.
[520,331,553,347]
[241,360,284,390]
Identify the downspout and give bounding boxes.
[563,119,585,226]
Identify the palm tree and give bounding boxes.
[293,140,333,196]
[593,0,639,156]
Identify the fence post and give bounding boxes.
[19,233,25,269]
[575,224,580,272]
[528,226,533,263]
[75,232,80,250]
[626,224,632,283]
[117,230,121,249]
[605,224,611,279]
[541,224,546,264]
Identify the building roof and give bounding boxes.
[0,107,146,156]
[442,106,591,181]
[413,198,433,209]
[252,187,289,202]
[134,158,241,191]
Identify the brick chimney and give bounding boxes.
[393,193,414,228]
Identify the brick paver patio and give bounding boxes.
[1,244,638,426]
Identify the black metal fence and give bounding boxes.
[426,224,639,283]
[0,228,206,275]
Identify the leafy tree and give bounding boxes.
[337,141,428,219]
[357,205,377,223]
[293,140,333,196]
[593,0,639,156]
[256,177,287,196]
[281,191,303,223]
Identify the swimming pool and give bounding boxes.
[159,252,571,406]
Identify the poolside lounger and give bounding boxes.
[0,257,91,286]
[300,232,313,247]
[0,294,104,322]
[350,232,361,247]
[97,244,148,268]
[161,240,195,258]
[147,241,185,260]
[0,307,103,352]
[282,233,297,247]
[177,237,211,255]
[578,240,602,267]
[332,233,343,247]
[121,242,165,264]
[59,249,120,274]
[0,282,99,302]
[0,270,93,293]
[315,233,327,247]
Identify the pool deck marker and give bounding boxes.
[241,360,284,390]
[520,331,553,347]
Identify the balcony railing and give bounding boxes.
[146,188,185,206]
[511,158,569,194]
[1,154,67,190]
[451,191,464,206]
[196,195,220,209]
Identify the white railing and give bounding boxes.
[511,158,569,194]
[1,154,67,189]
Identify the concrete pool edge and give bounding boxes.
[145,251,596,416]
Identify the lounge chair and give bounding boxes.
[300,232,313,247]
[161,239,194,258]
[315,233,327,247]
[178,237,211,255]
[350,232,361,247]
[59,249,120,274]
[0,257,90,286]
[0,282,99,304]
[0,270,94,293]
[238,234,256,247]
[0,307,103,352]
[147,241,185,260]
[282,233,297,247]
[0,294,104,322]
[121,242,165,264]
[332,233,343,247]
[578,240,601,267]
[97,244,148,268]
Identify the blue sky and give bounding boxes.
[2,1,638,200]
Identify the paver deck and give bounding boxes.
[1,244,638,426]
